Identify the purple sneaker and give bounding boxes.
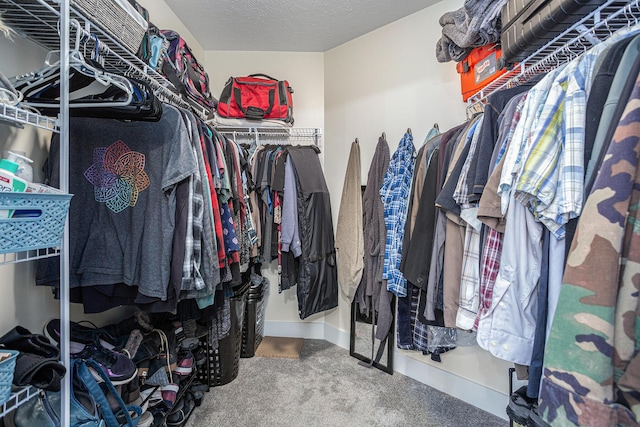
[72,343,137,385]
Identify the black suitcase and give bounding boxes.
[500,0,605,65]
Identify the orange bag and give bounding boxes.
[456,44,507,102]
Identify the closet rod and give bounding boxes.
[467,0,637,106]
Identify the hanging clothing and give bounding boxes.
[566,35,640,257]
[281,151,301,291]
[355,135,391,340]
[380,132,416,298]
[335,140,364,302]
[539,69,640,427]
[401,133,442,290]
[288,146,338,319]
[39,105,198,303]
[423,124,467,323]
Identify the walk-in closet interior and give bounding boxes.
[0,0,638,426]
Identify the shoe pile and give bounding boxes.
[506,386,551,427]
[40,313,210,427]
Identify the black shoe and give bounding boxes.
[72,343,137,386]
[44,319,117,349]
[506,386,536,425]
[1,325,59,358]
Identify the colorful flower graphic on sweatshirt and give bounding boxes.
[84,140,150,213]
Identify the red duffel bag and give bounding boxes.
[217,74,294,123]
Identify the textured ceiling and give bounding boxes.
[165,0,442,52]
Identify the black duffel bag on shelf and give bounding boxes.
[500,0,603,65]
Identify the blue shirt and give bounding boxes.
[380,132,416,297]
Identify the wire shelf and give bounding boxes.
[214,126,323,148]
[0,247,60,266]
[215,126,320,137]
[0,386,39,419]
[0,0,211,121]
[467,0,637,105]
[0,103,58,132]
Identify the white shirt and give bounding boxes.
[476,193,542,365]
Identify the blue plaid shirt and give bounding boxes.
[380,132,416,297]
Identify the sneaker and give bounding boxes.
[194,322,208,339]
[174,352,194,376]
[161,383,179,408]
[180,337,200,351]
[182,319,197,338]
[44,319,117,349]
[506,386,536,425]
[72,343,137,386]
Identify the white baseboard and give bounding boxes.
[264,320,325,339]
[263,320,508,421]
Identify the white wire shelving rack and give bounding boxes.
[0,104,58,132]
[0,386,39,419]
[0,0,211,121]
[467,0,639,107]
[0,105,60,267]
[0,0,216,421]
[0,247,60,266]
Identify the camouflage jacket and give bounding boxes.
[538,71,640,426]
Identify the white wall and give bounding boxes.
[204,50,326,326]
[323,0,515,408]
[325,0,466,333]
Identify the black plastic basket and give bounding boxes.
[241,286,265,358]
[197,283,248,387]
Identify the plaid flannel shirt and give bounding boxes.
[381,132,416,297]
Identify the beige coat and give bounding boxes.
[335,140,363,302]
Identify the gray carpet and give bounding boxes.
[185,339,508,427]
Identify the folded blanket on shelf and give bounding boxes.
[436,0,508,63]
[208,112,293,129]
